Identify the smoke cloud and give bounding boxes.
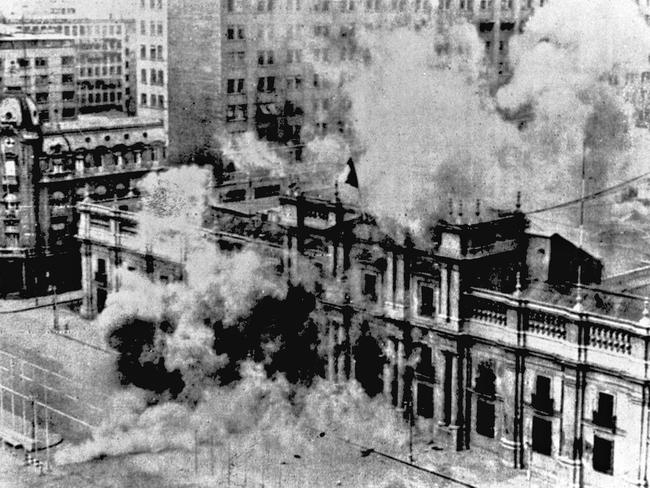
[341,2,650,243]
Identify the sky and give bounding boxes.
[0,0,130,20]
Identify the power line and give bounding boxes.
[525,170,650,215]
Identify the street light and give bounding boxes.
[49,284,58,332]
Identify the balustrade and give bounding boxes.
[528,310,567,340]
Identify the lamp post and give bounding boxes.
[49,284,58,332]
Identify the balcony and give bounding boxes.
[592,410,616,432]
[531,394,554,415]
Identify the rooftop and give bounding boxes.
[43,112,164,134]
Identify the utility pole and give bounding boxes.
[50,284,59,332]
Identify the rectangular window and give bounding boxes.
[593,436,614,475]
[141,93,147,105]
[532,375,553,414]
[594,392,616,429]
[157,45,163,60]
[62,91,75,101]
[532,416,552,455]
[150,46,156,59]
[416,383,434,419]
[35,92,49,103]
[35,57,48,68]
[62,73,74,84]
[476,399,496,438]
[140,20,146,35]
[17,58,29,68]
[61,56,74,67]
[227,78,245,94]
[141,69,147,84]
[362,273,377,301]
[140,45,146,59]
[150,69,157,84]
[419,284,435,316]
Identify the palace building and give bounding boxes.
[0,91,166,296]
[77,174,650,488]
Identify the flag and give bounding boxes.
[344,158,359,188]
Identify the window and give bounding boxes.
[140,45,146,59]
[227,78,245,94]
[150,69,157,84]
[593,436,613,475]
[150,21,156,36]
[62,91,75,101]
[158,95,164,108]
[419,284,435,316]
[362,273,377,301]
[158,70,164,85]
[62,107,75,119]
[532,375,553,414]
[287,49,302,64]
[226,104,247,122]
[157,45,163,60]
[141,69,147,84]
[140,20,146,35]
[150,46,156,59]
[416,383,433,418]
[141,93,147,106]
[62,73,74,84]
[35,92,49,103]
[593,392,616,429]
[257,50,274,66]
[226,25,245,40]
[17,58,29,68]
[35,57,48,68]
[287,76,302,90]
[61,56,74,67]
[532,416,552,455]
[476,399,495,438]
[257,76,276,93]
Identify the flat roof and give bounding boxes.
[43,112,164,133]
[211,196,281,216]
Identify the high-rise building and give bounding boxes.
[133,0,168,135]
[11,18,130,115]
[0,31,78,122]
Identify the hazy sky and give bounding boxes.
[0,0,130,19]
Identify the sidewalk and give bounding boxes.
[0,290,83,314]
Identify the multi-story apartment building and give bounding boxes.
[78,176,650,488]
[166,0,555,165]
[133,0,168,133]
[0,31,77,123]
[12,18,129,115]
[0,91,166,296]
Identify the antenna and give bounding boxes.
[575,137,587,311]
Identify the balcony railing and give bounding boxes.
[531,394,554,415]
[592,410,616,431]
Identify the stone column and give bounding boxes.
[384,341,396,402]
[499,355,525,468]
[439,264,449,319]
[384,251,395,308]
[79,243,94,318]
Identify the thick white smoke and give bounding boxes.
[343,3,650,242]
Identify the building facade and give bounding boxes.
[11,18,129,115]
[0,91,166,296]
[77,179,650,487]
[133,0,168,133]
[0,32,78,123]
